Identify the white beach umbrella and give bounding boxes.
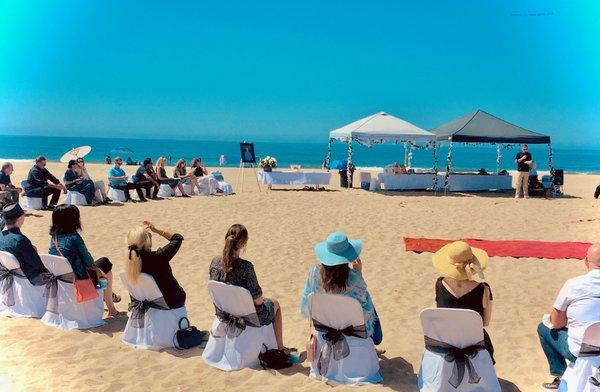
[60,145,92,163]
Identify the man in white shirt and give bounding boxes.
[537,243,600,389]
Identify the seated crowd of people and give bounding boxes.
[1,197,598,388]
[0,155,225,211]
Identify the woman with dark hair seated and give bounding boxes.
[48,204,121,316]
[64,160,98,205]
[299,231,384,353]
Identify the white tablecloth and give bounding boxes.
[441,174,513,191]
[258,171,331,186]
[377,173,436,190]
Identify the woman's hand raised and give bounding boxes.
[142,221,156,232]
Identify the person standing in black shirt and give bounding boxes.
[25,156,65,210]
[514,144,532,198]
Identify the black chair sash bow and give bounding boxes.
[211,306,261,338]
[128,296,170,328]
[579,342,600,387]
[312,319,368,376]
[424,336,486,388]
[43,272,75,314]
[0,264,26,307]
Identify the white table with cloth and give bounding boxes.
[377,173,436,190]
[439,173,513,191]
[258,171,332,188]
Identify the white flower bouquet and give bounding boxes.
[259,156,278,170]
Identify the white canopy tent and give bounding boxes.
[324,112,438,188]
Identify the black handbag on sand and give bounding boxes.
[173,317,204,350]
[258,344,294,370]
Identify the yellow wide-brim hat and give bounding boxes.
[432,241,489,280]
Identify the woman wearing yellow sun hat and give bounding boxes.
[432,241,495,363]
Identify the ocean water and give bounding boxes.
[0,134,598,173]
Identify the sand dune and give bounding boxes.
[1,161,599,391]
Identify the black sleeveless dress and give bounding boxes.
[435,277,495,363]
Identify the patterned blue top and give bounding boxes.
[299,264,376,336]
[49,232,95,279]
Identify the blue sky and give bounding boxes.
[0,1,598,146]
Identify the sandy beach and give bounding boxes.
[1,161,599,392]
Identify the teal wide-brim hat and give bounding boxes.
[315,231,363,266]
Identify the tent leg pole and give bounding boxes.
[324,138,333,170]
[347,139,353,189]
[432,141,438,195]
[444,141,453,195]
[496,144,501,174]
[548,143,555,198]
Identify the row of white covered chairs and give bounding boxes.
[20,176,234,210]
[20,180,102,209]
[0,251,105,329]
[2,251,598,389]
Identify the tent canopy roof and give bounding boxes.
[430,109,550,144]
[330,111,436,145]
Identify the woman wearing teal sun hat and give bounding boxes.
[299,231,384,351]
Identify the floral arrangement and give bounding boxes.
[259,156,277,169]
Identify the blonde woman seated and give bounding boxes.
[299,231,384,352]
[155,157,190,197]
[209,224,287,350]
[432,241,494,362]
[125,222,186,309]
[173,159,201,195]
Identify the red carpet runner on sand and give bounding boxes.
[404,237,591,260]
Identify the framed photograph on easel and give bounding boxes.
[236,142,261,192]
[240,142,256,163]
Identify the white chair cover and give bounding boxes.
[417,308,500,392]
[107,187,128,202]
[202,281,277,371]
[560,322,600,392]
[196,176,218,196]
[157,183,175,198]
[119,271,187,350]
[63,190,88,206]
[307,293,382,384]
[39,254,105,330]
[21,196,43,210]
[175,183,195,196]
[218,181,233,195]
[19,181,43,211]
[0,251,47,318]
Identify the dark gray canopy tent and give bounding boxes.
[430,109,553,191]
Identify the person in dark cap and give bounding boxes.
[0,203,53,285]
[132,158,161,200]
[63,160,97,205]
[24,156,65,210]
